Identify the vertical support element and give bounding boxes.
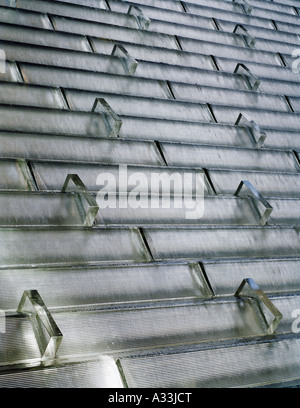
[284,95,295,113]
[174,35,183,50]
[14,61,25,83]
[211,17,221,31]
[47,14,56,30]
[86,35,96,53]
[116,359,129,388]
[179,1,188,12]
[127,5,151,30]
[194,262,215,297]
[111,44,138,76]
[59,87,71,110]
[62,174,99,227]
[234,63,261,91]
[232,0,253,14]
[234,180,273,225]
[271,20,278,30]
[154,141,168,166]
[17,290,63,360]
[233,24,256,48]
[210,55,220,71]
[206,103,218,123]
[235,278,283,335]
[92,98,122,137]
[134,227,154,261]
[277,52,287,67]
[17,159,37,191]
[235,113,267,148]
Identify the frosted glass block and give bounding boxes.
[19,63,171,100]
[0,357,124,388]
[65,90,215,123]
[0,23,91,51]
[179,36,283,67]
[0,132,164,166]
[143,227,300,261]
[161,143,297,172]
[0,60,23,83]
[204,258,300,296]
[0,105,109,137]
[0,5,53,29]
[119,339,300,388]
[170,83,289,113]
[0,263,211,310]
[0,192,83,226]
[0,228,151,267]
[0,83,67,109]
[91,38,215,71]
[0,160,35,191]
[52,15,178,49]
[209,169,300,198]
[49,300,265,356]
[269,197,300,225]
[31,161,212,194]
[95,196,259,226]
[212,106,300,131]
[119,117,252,147]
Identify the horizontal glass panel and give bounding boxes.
[95,196,259,226]
[0,4,53,29]
[119,117,252,146]
[0,105,110,136]
[54,0,109,9]
[19,63,170,99]
[31,161,212,194]
[18,0,138,29]
[0,160,34,191]
[143,227,300,260]
[0,60,23,83]
[212,106,300,130]
[52,15,178,49]
[119,338,300,387]
[170,83,289,112]
[0,83,67,109]
[288,98,300,113]
[0,263,209,310]
[0,191,85,227]
[0,357,124,388]
[91,38,215,71]
[263,129,300,151]
[111,0,183,12]
[161,143,298,172]
[0,132,164,166]
[209,169,300,198]
[0,297,266,364]
[204,258,300,296]
[269,198,300,226]
[0,228,151,268]
[65,90,214,123]
[179,36,283,67]
[0,22,91,51]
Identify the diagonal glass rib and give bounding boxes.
[17,290,63,361]
[234,180,273,225]
[235,278,283,335]
[127,4,151,30]
[61,174,99,227]
[91,98,122,138]
[233,24,257,48]
[111,43,138,75]
[234,63,261,91]
[235,113,267,148]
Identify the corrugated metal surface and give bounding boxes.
[0,0,300,388]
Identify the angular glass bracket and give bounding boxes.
[16,159,37,191]
[17,290,63,360]
[92,98,122,138]
[234,63,261,91]
[127,4,151,30]
[235,113,267,148]
[235,278,283,335]
[233,24,256,48]
[62,174,99,227]
[234,180,273,226]
[111,44,138,76]
[232,0,253,14]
